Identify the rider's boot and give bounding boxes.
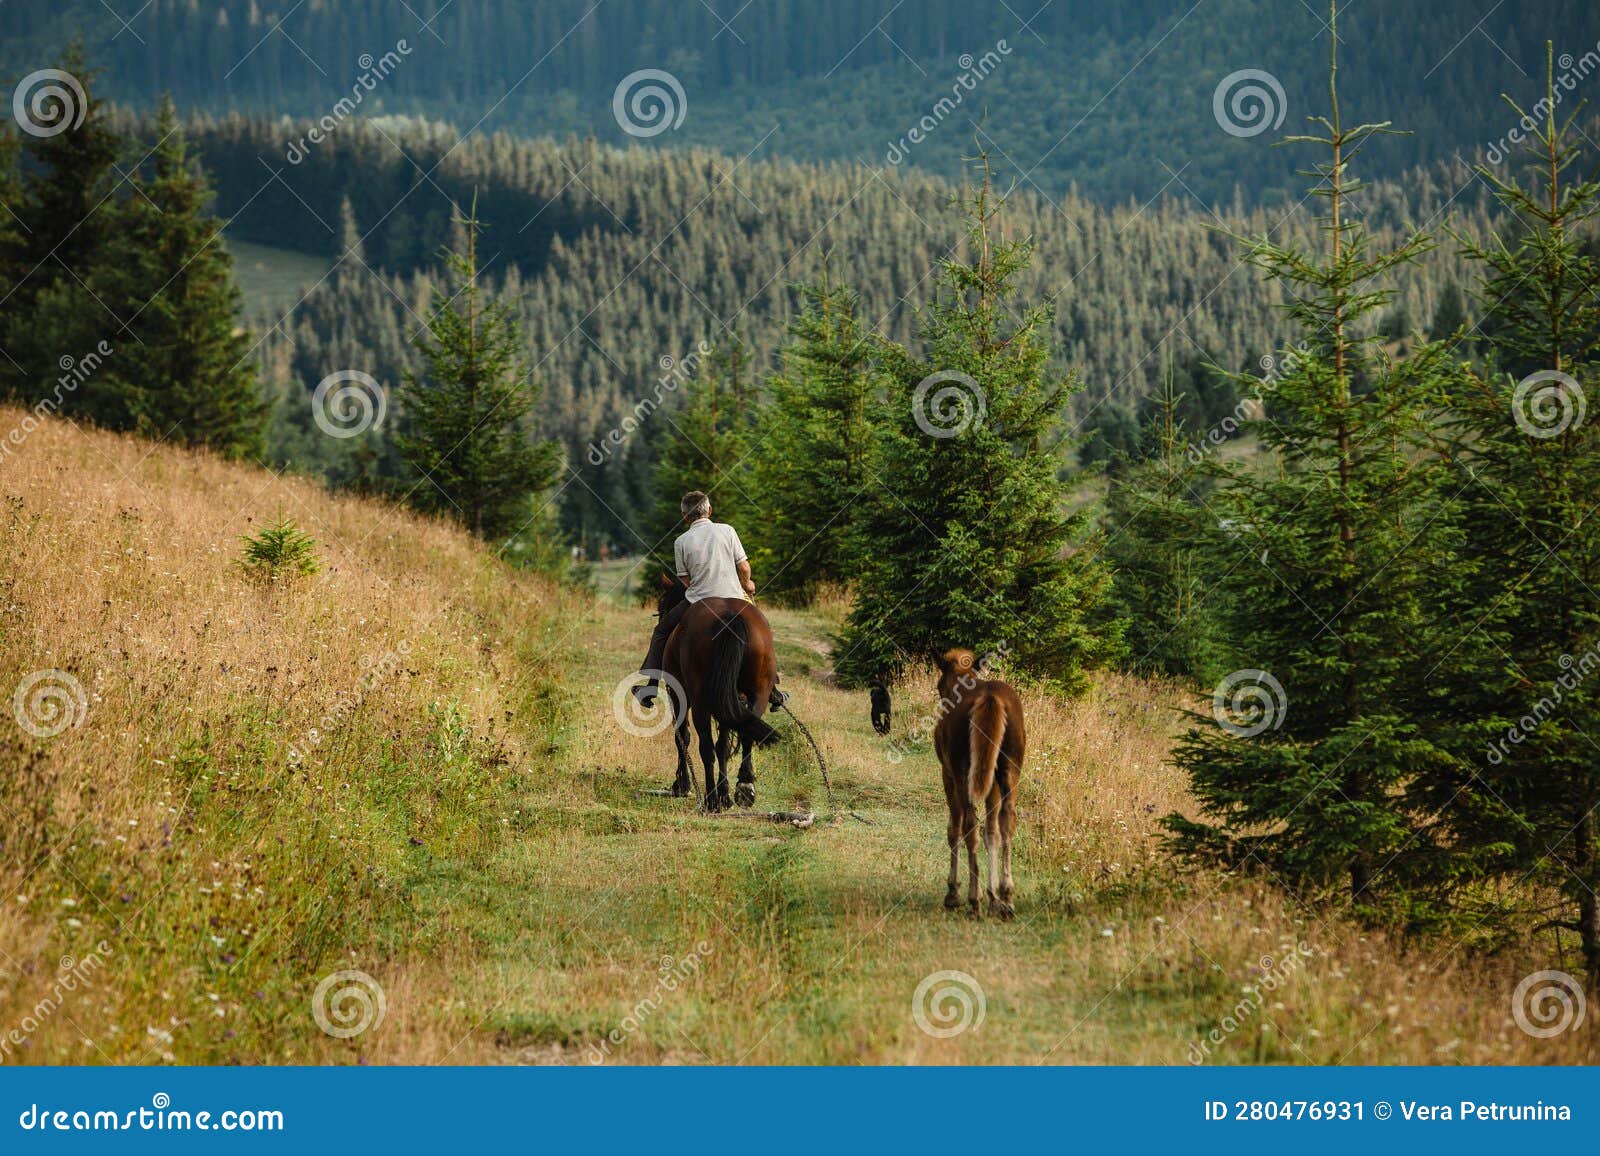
[633,678,660,709]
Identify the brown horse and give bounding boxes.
[657,575,780,811]
[932,648,1026,919]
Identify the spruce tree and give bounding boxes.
[833,155,1119,690]
[91,98,265,455]
[396,202,560,541]
[0,131,25,397]
[1164,6,1465,908]
[8,44,123,400]
[1427,47,1600,980]
[1100,359,1224,681]
[641,337,759,565]
[754,276,881,602]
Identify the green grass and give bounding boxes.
[226,237,332,316]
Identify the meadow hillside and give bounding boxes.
[0,413,1591,1064]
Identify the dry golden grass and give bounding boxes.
[0,411,576,1063]
[1,410,1591,1065]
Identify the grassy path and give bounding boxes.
[406,560,1176,1065]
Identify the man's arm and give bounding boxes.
[736,558,755,598]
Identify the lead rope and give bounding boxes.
[778,701,875,826]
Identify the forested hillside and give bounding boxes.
[178,116,1490,547]
[5,0,1595,204]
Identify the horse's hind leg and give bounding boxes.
[734,733,755,808]
[670,716,692,797]
[695,709,720,812]
[714,726,734,810]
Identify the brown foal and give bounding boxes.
[932,649,1026,919]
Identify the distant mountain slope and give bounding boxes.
[179,118,1491,545]
[4,0,1594,204]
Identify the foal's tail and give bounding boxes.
[708,615,779,746]
[968,694,1008,804]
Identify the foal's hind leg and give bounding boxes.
[714,726,734,810]
[962,803,982,918]
[734,733,755,808]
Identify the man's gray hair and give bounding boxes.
[681,490,711,520]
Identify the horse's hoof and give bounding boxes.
[966,905,982,921]
[702,796,722,814]
[992,900,1015,921]
[943,892,960,911]
[735,782,755,808]
[669,780,691,798]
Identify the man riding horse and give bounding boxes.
[634,489,786,712]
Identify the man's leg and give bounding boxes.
[636,601,687,705]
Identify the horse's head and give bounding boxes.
[656,571,688,618]
[870,683,892,736]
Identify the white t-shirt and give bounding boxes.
[675,518,748,603]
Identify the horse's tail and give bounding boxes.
[708,615,779,747]
[968,693,1007,806]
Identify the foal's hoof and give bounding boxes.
[943,891,961,911]
[735,782,755,808]
[966,904,982,921]
[991,899,1015,921]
